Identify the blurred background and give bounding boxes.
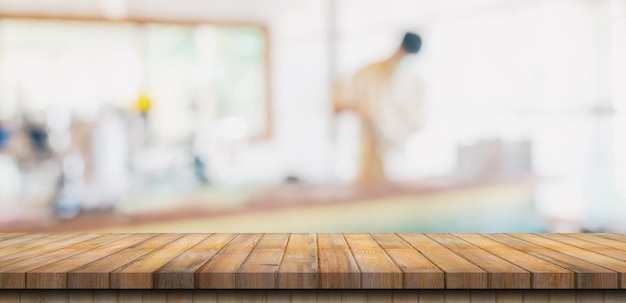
[0,0,624,233]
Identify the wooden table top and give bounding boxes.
[0,233,625,290]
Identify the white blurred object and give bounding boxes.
[334,112,360,181]
[56,151,86,219]
[208,117,249,185]
[91,108,129,207]
[215,117,248,141]
[101,0,128,20]
[47,109,73,153]
[0,154,22,223]
[535,180,587,231]
[456,138,533,178]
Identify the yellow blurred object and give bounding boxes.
[135,94,152,113]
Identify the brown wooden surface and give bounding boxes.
[2,290,626,302]
[2,233,626,289]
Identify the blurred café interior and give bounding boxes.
[0,0,625,233]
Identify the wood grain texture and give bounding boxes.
[0,234,87,266]
[68,233,179,288]
[278,233,318,288]
[236,233,289,288]
[0,233,24,241]
[343,234,402,289]
[458,234,573,289]
[427,233,529,289]
[155,233,236,289]
[484,234,618,289]
[318,233,361,289]
[0,234,50,251]
[564,234,626,250]
[111,234,210,289]
[509,234,626,288]
[196,234,264,288]
[540,234,626,263]
[68,289,93,302]
[399,234,488,288]
[0,290,19,303]
[27,234,150,288]
[0,233,626,290]
[371,234,444,289]
[2,290,626,302]
[0,234,121,288]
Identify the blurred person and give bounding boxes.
[23,115,50,159]
[334,32,425,184]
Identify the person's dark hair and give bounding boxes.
[401,32,422,54]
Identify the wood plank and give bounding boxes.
[521,291,550,302]
[548,290,575,302]
[318,233,360,289]
[575,290,603,303]
[277,233,318,288]
[366,290,392,302]
[370,234,443,289]
[604,290,626,303]
[216,290,243,302]
[0,290,19,303]
[495,290,522,302]
[69,290,94,303]
[0,234,121,288]
[3,232,626,292]
[418,290,444,302]
[0,234,82,264]
[27,234,152,288]
[444,290,470,303]
[456,234,573,289]
[0,233,27,242]
[155,233,236,289]
[483,234,618,289]
[292,290,316,303]
[564,234,626,250]
[19,290,43,302]
[509,234,626,288]
[143,290,167,303]
[68,234,182,289]
[118,290,141,303]
[0,233,51,251]
[392,290,418,303]
[343,234,401,289]
[597,233,626,243]
[167,290,193,303]
[242,290,267,303]
[341,290,367,302]
[236,233,289,288]
[192,290,217,303]
[196,234,263,288]
[470,290,495,303]
[110,234,210,289]
[399,234,488,289]
[427,234,529,289]
[45,290,69,302]
[316,290,342,303]
[541,234,626,263]
[94,290,118,303]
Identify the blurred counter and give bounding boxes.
[0,175,544,233]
